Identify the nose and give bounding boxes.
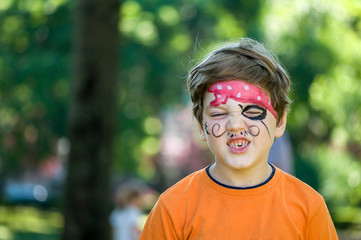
[227,114,246,133]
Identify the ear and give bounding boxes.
[274,112,287,138]
[198,123,207,142]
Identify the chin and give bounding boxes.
[226,160,255,170]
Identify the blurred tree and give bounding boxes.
[62,0,120,239]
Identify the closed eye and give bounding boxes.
[244,110,263,116]
[211,113,227,117]
[242,105,267,120]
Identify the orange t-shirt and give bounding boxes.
[140,165,338,240]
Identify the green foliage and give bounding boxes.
[0,0,71,174]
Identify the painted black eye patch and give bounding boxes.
[240,104,267,121]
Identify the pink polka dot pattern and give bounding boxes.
[208,80,277,119]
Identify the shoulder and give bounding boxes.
[146,168,205,231]
[160,168,204,198]
[278,169,326,212]
[157,168,205,207]
[277,169,337,237]
[280,170,323,199]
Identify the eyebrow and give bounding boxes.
[206,103,263,110]
[205,104,226,110]
[242,104,265,110]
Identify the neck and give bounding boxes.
[209,162,273,188]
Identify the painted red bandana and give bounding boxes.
[208,80,277,119]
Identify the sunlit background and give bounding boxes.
[1,0,361,239]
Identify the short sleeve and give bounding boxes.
[307,199,338,240]
[139,197,179,240]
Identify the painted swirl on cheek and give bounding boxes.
[212,123,227,138]
[204,122,227,138]
[248,125,260,137]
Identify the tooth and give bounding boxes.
[229,141,250,148]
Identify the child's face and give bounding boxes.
[199,80,286,171]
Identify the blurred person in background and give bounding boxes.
[268,131,294,175]
[109,185,143,240]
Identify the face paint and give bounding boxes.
[205,121,227,138]
[205,102,271,139]
[239,104,267,121]
[239,103,271,138]
[228,125,260,138]
[211,123,227,138]
[208,80,277,119]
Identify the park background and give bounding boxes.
[1,0,361,239]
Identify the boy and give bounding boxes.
[139,38,338,239]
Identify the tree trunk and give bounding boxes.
[63,0,120,239]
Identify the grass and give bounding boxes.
[0,205,62,240]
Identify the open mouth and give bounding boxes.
[227,140,250,149]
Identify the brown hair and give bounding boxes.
[187,38,291,125]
